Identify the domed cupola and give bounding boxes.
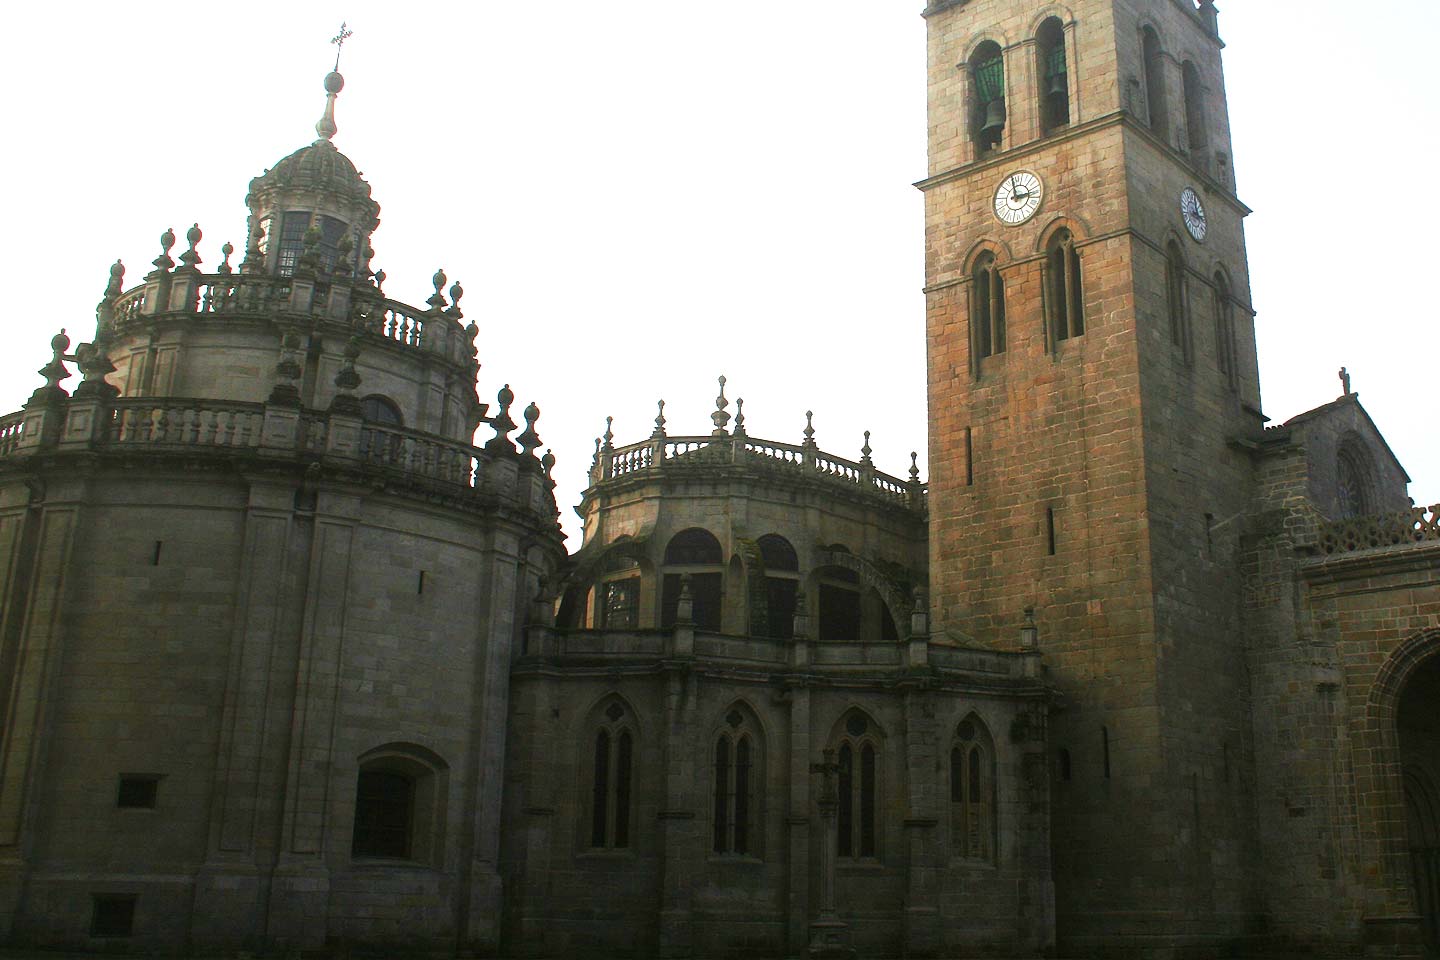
[243,58,381,278]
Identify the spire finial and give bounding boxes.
[317,24,352,142]
[710,375,731,436]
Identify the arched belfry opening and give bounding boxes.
[1398,653,1440,950]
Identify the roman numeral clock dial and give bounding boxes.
[1181,186,1208,242]
[993,170,1043,226]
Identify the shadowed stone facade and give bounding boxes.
[0,2,1437,958]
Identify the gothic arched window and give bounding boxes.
[1212,271,1237,388]
[712,707,763,856]
[972,252,1006,369]
[1182,61,1208,155]
[970,42,1006,154]
[1141,27,1168,135]
[1046,229,1085,347]
[949,715,996,862]
[1164,241,1191,361]
[661,528,724,631]
[589,701,635,849]
[1037,17,1070,133]
[835,711,880,859]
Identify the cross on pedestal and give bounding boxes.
[806,748,855,959]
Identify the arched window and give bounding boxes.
[1182,61,1208,154]
[1141,27,1168,135]
[970,42,1006,154]
[360,394,404,426]
[1046,229,1085,347]
[971,252,1006,369]
[351,744,448,864]
[661,528,724,631]
[1336,438,1377,520]
[1212,271,1236,387]
[949,715,996,861]
[1037,17,1070,133]
[817,565,862,643]
[835,711,880,859]
[600,551,641,628]
[713,707,763,856]
[275,211,354,277]
[589,700,635,849]
[1165,241,1191,361]
[757,534,799,639]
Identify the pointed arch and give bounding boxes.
[711,699,768,857]
[828,707,886,860]
[1140,23,1169,135]
[948,712,997,862]
[1164,236,1193,362]
[582,693,641,850]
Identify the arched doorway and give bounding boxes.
[1398,653,1440,951]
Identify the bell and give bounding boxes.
[980,99,1006,140]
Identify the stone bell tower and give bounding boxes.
[918,0,1263,953]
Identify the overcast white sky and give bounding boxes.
[1,2,1433,545]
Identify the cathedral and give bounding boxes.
[0,1,1437,958]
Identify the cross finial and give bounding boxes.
[330,21,354,71]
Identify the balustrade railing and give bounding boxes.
[0,412,24,456]
[358,424,477,486]
[108,274,440,357]
[107,399,266,448]
[1318,504,1440,556]
[0,396,534,504]
[599,433,923,511]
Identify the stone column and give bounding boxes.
[806,749,854,959]
[902,689,940,957]
[657,666,698,957]
[193,481,304,946]
[785,684,812,955]
[461,530,526,950]
[266,491,362,948]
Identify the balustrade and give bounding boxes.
[1318,504,1440,556]
[106,273,440,357]
[597,432,924,513]
[0,412,24,456]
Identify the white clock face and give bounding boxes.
[994,171,1043,226]
[1181,186,1208,242]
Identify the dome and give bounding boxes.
[248,138,378,215]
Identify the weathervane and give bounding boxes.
[331,21,354,70]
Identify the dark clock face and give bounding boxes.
[1181,186,1207,242]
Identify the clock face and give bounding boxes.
[1181,186,1208,242]
[994,171,1043,226]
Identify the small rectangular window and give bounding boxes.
[965,427,974,487]
[116,775,160,810]
[90,894,136,937]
